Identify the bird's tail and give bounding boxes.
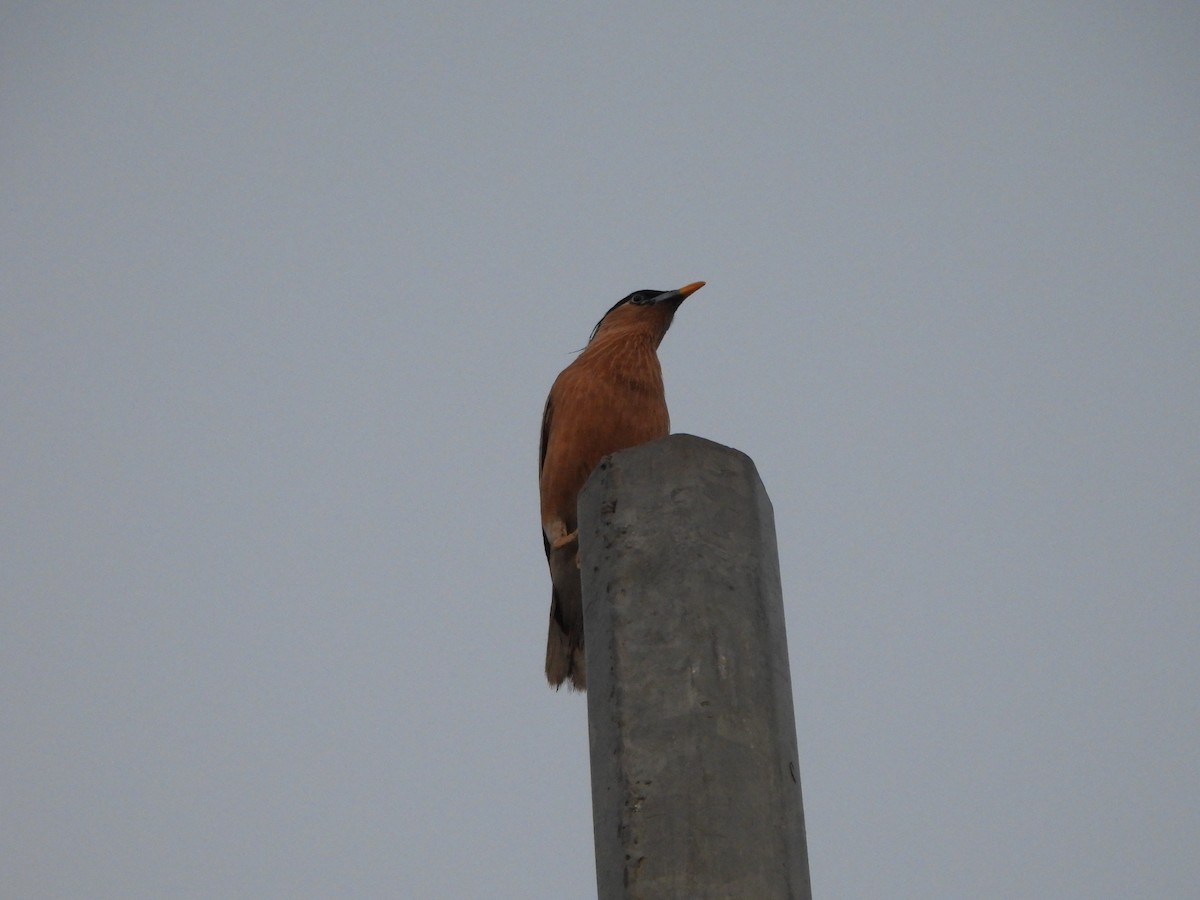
[545,537,586,691]
[545,608,585,691]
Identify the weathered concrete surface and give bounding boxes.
[580,434,811,900]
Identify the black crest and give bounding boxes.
[588,290,666,344]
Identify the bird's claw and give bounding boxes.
[551,530,578,552]
[550,530,582,570]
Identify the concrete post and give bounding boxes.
[579,434,811,900]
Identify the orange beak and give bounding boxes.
[677,281,706,298]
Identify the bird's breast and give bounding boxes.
[539,341,671,531]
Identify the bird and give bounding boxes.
[539,281,705,690]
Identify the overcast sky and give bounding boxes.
[3,4,1198,898]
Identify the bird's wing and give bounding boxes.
[538,392,552,478]
[539,392,553,561]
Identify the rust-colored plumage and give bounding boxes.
[539,281,704,690]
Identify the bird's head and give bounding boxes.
[587,281,705,347]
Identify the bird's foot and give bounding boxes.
[551,530,578,552]
[551,530,581,569]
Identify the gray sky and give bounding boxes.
[3,4,1198,897]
